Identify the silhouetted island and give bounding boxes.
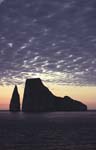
[9,85,20,112]
[22,78,87,112]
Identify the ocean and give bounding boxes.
[0,111,96,150]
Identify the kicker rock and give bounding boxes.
[22,78,87,112]
[9,85,20,112]
[22,78,55,112]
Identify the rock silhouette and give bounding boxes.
[22,78,55,112]
[55,96,87,111]
[22,78,87,112]
[9,85,20,112]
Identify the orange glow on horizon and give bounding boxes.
[0,83,96,110]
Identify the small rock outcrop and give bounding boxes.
[55,96,87,111]
[22,78,87,112]
[9,85,20,112]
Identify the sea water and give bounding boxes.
[0,111,96,150]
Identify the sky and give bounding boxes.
[0,0,96,110]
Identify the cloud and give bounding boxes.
[0,0,96,86]
[0,0,4,4]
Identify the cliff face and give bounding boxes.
[9,85,20,112]
[22,78,55,112]
[22,78,87,112]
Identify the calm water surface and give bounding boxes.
[0,111,96,150]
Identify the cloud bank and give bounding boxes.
[0,0,96,86]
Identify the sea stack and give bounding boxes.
[22,78,55,112]
[9,85,20,112]
[22,78,87,112]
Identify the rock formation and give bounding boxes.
[22,78,87,112]
[55,96,87,111]
[9,85,20,112]
[22,78,55,112]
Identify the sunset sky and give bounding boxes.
[0,0,96,110]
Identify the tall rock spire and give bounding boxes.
[9,85,20,112]
[22,78,55,112]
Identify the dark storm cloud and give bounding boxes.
[0,0,96,85]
